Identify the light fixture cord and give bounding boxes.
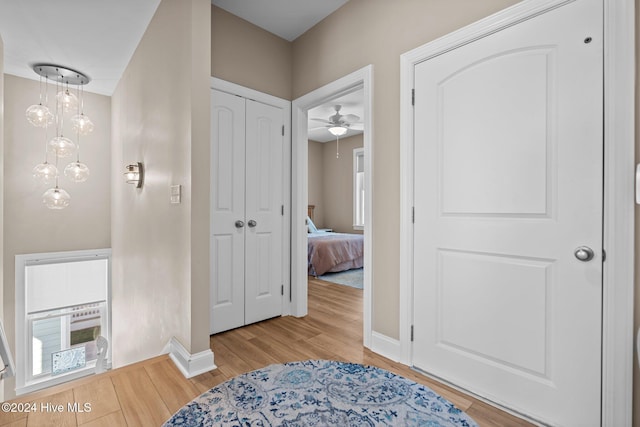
[42,73,50,163]
[43,113,49,162]
[53,74,61,182]
[44,72,49,107]
[38,71,43,105]
[76,83,81,163]
[54,153,59,188]
[80,81,85,115]
[54,75,61,137]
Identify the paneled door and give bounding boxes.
[210,89,284,334]
[244,99,284,325]
[412,0,603,425]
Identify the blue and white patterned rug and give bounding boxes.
[163,360,478,427]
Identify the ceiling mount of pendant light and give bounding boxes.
[31,63,91,86]
[27,63,95,209]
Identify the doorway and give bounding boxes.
[291,65,373,346]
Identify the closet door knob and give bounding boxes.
[574,246,594,262]
[248,220,257,228]
[235,220,245,228]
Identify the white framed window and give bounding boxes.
[15,249,111,395]
[353,148,365,230]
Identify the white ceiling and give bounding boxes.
[0,0,350,96]
[0,0,161,96]
[211,0,348,41]
[308,89,364,143]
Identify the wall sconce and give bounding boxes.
[124,162,144,188]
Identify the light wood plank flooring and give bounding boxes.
[0,278,533,426]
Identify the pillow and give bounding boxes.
[307,216,318,233]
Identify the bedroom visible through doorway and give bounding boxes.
[306,91,365,292]
[291,65,373,347]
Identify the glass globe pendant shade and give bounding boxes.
[32,162,58,184]
[71,114,94,135]
[25,104,53,128]
[47,136,76,158]
[64,161,90,183]
[56,89,78,113]
[328,126,348,136]
[42,186,71,209]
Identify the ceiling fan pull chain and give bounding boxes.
[336,135,340,159]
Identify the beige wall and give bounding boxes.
[0,36,3,321]
[111,0,211,367]
[321,135,363,233]
[3,75,111,399]
[211,6,292,100]
[292,0,518,338]
[307,140,324,227]
[634,1,640,424]
[308,135,364,232]
[0,35,4,404]
[189,0,212,356]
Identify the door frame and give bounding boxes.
[291,65,373,347]
[209,77,291,319]
[399,0,634,425]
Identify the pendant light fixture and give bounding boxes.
[328,125,347,159]
[26,64,94,209]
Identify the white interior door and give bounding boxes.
[244,99,284,324]
[211,90,284,334]
[211,89,246,334]
[412,0,603,425]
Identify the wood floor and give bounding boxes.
[0,278,533,426]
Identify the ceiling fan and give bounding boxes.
[309,104,363,158]
[310,104,363,135]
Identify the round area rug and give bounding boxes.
[163,360,478,427]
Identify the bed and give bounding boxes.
[307,206,363,276]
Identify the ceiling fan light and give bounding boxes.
[328,126,347,136]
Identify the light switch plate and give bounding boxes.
[170,185,181,204]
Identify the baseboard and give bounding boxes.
[370,331,401,362]
[166,337,216,379]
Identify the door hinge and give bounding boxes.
[602,249,606,262]
[411,89,415,106]
[282,125,285,136]
[281,285,284,296]
[410,325,414,342]
[412,206,415,223]
[281,205,284,216]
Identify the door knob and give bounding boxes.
[235,220,245,228]
[574,246,595,262]
[248,220,257,228]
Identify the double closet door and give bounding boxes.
[210,89,284,334]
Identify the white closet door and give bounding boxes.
[412,0,603,424]
[210,89,246,334]
[244,99,284,324]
